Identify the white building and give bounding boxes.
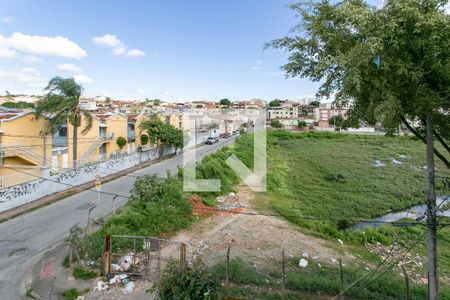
[79,99,97,110]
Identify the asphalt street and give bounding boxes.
[0,136,237,300]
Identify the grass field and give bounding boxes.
[199,130,450,296]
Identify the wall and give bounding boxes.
[0,146,174,213]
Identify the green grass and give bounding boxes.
[72,266,98,280]
[202,131,450,293]
[213,256,450,300]
[61,288,81,300]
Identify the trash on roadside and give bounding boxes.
[119,255,133,271]
[111,263,120,271]
[298,258,308,268]
[122,281,135,294]
[94,280,109,291]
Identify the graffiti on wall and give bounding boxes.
[0,180,44,202]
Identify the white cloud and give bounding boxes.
[92,34,124,48]
[92,34,145,58]
[112,47,127,56]
[126,48,146,57]
[1,16,14,24]
[256,59,262,64]
[23,55,43,63]
[73,73,93,84]
[137,88,145,95]
[0,67,48,94]
[57,63,81,72]
[0,32,87,59]
[250,66,263,70]
[0,47,16,58]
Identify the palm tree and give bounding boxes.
[35,77,93,168]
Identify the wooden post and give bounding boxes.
[180,243,187,268]
[103,235,111,275]
[281,250,286,294]
[401,265,411,300]
[226,245,231,286]
[339,258,344,300]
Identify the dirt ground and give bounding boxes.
[164,186,347,269]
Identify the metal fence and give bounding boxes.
[103,235,186,280]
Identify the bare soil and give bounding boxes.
[164,186,346,269]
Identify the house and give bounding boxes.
[66,112,128,165]
[0,109,51,187]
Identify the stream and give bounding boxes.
[353,196,450,230]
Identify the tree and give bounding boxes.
[268,0,450,168]
[140,116,184,155]
[140,134,149,145]
[309,100,320,107]
[268,1,449,298]
[153,99,161,106]
[329,115,345,128]
[35,77,93,167]
[219,98,231,107]
[269,100,281,107]
[270,119,283,129]
[116,136,127,150]
[297,120,307,128]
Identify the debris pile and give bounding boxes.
[217,192,245,210]
[366,242,427,284]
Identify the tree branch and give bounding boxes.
[400,115,450,169]
[433,129,450,155]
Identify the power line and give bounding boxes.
[0,165,434,227]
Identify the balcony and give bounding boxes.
[100,133,114,141]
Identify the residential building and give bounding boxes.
[0,109,51,187]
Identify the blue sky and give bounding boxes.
[0,0,383,101]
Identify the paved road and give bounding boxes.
[0,137,237,300]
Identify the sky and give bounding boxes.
[0,0,390,101]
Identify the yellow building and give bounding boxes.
[67,112,128,166]
[0,110,51,187]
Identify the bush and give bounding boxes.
[62,288,81,300]
[116,136,127,150]
[140,134,149,145]
[270,119,283,128]
[154,261,221,300]
[324,173,347,183]
[72,266,98,280]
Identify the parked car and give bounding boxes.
[205,137,219,144]
[223,132,231,138]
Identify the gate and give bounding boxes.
[103,235,187,280]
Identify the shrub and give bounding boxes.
[140,134,149,145]
[324,173,347,183]
[297,120,307,128]
[116,136,127,150]
[270,119,283,128]
[154,261,221,300]
[62,288,80,300]
[72,266,98,280]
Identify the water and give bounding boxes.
[353,196,450,230]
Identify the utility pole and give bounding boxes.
[42,135,47,167]
[426,112,438,300]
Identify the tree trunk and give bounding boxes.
[400,115,450,169]
[73,119,78,168]
[425,113,438,300]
